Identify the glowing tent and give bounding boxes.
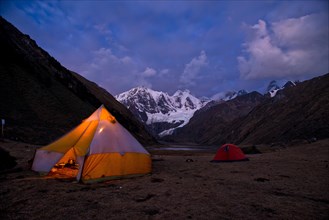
[211,144,248,162]
[32,105,151,182]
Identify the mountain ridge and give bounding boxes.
[116,85,270,137]
[115,86,207,136]
[217,73,329,145]
[163,91,266,143]
[164,73,329,145]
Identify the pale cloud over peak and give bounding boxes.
[272,13,328,50]
[132,67,157,89]
[142,67,157,77]
[238,13,329,80]
[180,50,208,86]
[160,69,169,75]
[94,23,112,35]
[92,48,133,66]
[252,19,267,38]
[80,47,138,94]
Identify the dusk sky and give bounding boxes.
[1,0,328,97]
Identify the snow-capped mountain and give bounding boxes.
[266,80,281,97]
[266,80,297,97]
[115,87,208,137]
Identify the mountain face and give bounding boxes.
[166,73,329,145]
[116,87,208,136]
[163,91,266,143]
[0,17,157,145]
[218,74,329,145]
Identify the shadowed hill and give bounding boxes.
[164,91,265,143]
[165,73,329,145]
[217,73,329,145]
[0,16,157,145]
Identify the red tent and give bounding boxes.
[211,144,248,162]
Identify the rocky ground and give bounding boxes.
[0,139,328,219]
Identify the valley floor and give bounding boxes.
[0,139,328,219]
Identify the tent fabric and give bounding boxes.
[82,153,151,182]
[89,120,148,155]
[211,144,248,162]
[32,105,151,182]
[41,120,96,155]
[32,150,64,172]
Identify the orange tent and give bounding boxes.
[32,105,151,182]
[211,144,248,162]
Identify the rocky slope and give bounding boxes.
[0,16,156,145]
[116,87,208,136]
[216,73,329,145]
[164,91,266,143]
[166,73,329,145]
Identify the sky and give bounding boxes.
[1,0,328,98]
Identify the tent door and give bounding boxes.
[48,148,80,179]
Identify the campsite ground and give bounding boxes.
[0,139,328,220]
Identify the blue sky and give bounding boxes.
[1,0,328,97]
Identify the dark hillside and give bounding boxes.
[215,73,329,145]
[165,73,329,146]
[0,16,156,145]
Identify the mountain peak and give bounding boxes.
[266,80,297,97]
[173,89,191,96]
[283,81,296,89]
[237,89,248,96]
[133,86,150,93]
[116,86,208,137]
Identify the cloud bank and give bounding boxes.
[238,13,329,80]
[180,50,208,86]
[1,1,328,97]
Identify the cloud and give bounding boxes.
[80,47,139,94]
[2,0,327,97]
[159,69,169,76]
[210,92,227,101]
[238,13,329,80]
[94,23,112,35]
[180,50,208,86]
[135,78,153,89]
[89,48,134,71]
[141,67,157,77]
[134,67,157,88]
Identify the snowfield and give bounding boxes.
[116,87,208,136]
